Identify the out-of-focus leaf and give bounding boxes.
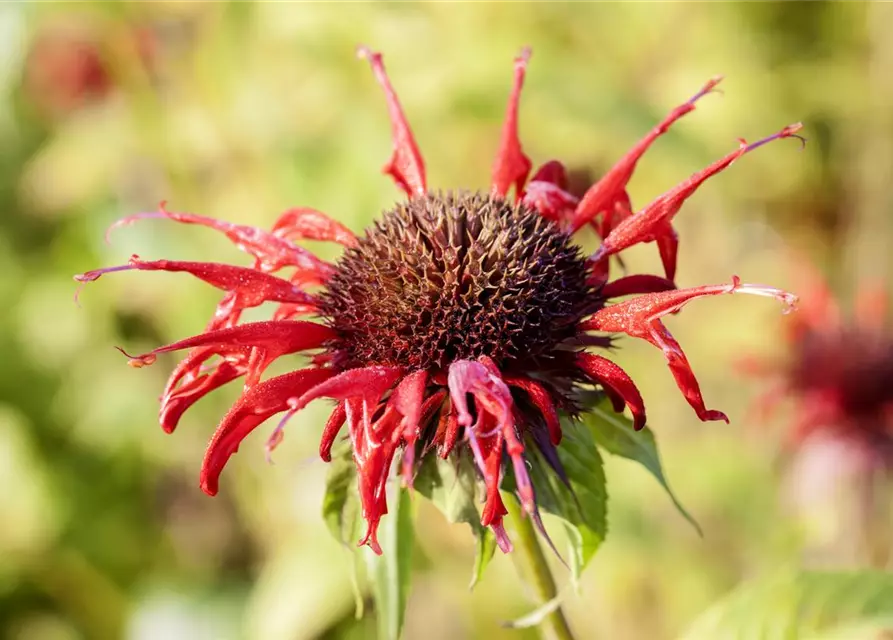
[681,571,893,640]
[523,420,607,583]
[321,440,360,546]
[321,440,365,618]
[414,453,495,588]
[583,399,701,535]
[365,487,414,640]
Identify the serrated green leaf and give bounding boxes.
[321,440,361,546]
[522,420,607,582]
[365,487,415,640]
[583,399,701,535]
[414,453,496,588]
[681,571,893,640]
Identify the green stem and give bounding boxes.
[505,498,578,640]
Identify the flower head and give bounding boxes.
[76,47,799,554]
[747,263,893,470]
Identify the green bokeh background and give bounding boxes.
[2,3,891,639]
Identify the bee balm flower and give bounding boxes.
[77,47,799,554]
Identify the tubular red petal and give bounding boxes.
[108,204,333,276]
[318,402,348,462]
[523,181,579,225]
[503,374,562,445]
[200,367,336,495]
[128,321,334,361]
[591,123,805,272]
[656,224,680,283]
[570,76,723,233]
[437,408,461,459]
[291,365,406,413]
[357,46,427,198]
[124,320,334,387]
[80,256,319,311]
[530,160,569,189]
[601,274,677,299]
[390,370,428,485]
[160,360,244,434]
[491,47,533,199]
[271,207,358,248]
[576,353,647,430]
[583,277,797,422]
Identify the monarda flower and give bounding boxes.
[746,264,893,473]
[76,47,799,555]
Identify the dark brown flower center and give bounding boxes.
[320,192,594,371]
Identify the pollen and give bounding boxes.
[320,191,593,371]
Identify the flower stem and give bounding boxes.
[505,497,578,640]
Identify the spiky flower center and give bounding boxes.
[320,192,594,371]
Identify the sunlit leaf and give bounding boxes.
[523,420,607,582]
[583,399,701,535]
[682,571,893,640]
[321,439,361,546]
[365,487,415,640]
[414,453,496,588]
[321,441,365,618]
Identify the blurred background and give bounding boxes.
[2,2,891,639]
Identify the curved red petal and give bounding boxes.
[571,76,723,233]
[200,367,335,495]
[491,47,532,199]
[357,47,427,198]
[271,207,358,248]
[576,353,647,430]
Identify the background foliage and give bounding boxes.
[2,2,891,639]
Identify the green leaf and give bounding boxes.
[365,487,415,640]
[681,571,893,640]
[582,399,701,535]
[414,453,496,588]
[522,420,607,582]
[321,440,361,546]
[321,440,365,618]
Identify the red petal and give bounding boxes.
[576,353,647,430]
[530,160,569,189]
[160,359,244,434]
[357,47,427,198]
[491,47,533,199]
[601,274,677,299]
[389,369,428,485]
[122,320,335,386]
[108,204,332,277]
[318,402,347,462]
[570,76,723,233]
[76,255,318,309]
[271,207,358,248]
[200,367,335,495]
[292,365,406,412]
[503,374,562,445]
[448,360,534,515]
[583,277,797,423]
[591,124,805,272]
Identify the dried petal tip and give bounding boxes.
[745,122,806,153]
[687,75,724,104]
[114,346,157,368]
[732,279,799,314]
[355,45,377,61]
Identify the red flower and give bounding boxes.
[77,47,799,554]
[746,262,893,470]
